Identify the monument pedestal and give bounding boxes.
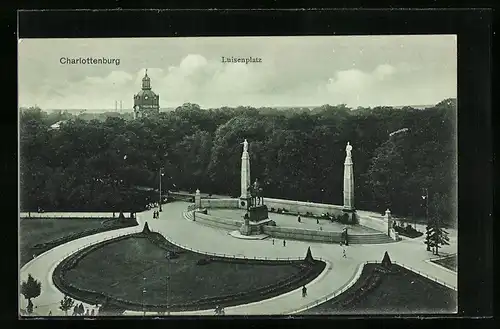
[249,204,269,222]
[239,205,275,236]
[239,197,251,210]
[342,208,357,224]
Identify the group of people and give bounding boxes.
[271,239,287,247]
[153,210,160,219]
[214,305,225,315]
[146,202,159,210]
[47,303,98,316]
[296,215,321,225]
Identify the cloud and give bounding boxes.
[17,35,456,110]
[323,64,398,106]
[84,70,134,86]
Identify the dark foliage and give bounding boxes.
[20,100,456,225]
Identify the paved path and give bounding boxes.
[20,202,457,316]
[19,217,144,316]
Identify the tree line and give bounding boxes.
[19,99,457,226]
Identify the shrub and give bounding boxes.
[196,258,212,266]
[393,225,423,238]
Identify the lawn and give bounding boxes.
[432,254,457,273]
[301,263,457,315]
[20,217,136,268]
[59,231,325,313]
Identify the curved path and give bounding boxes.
[20,202,457,316]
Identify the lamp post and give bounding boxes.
[166,251,171,315]
[422,187,430,251]
[159,168,165,212]
[387,128,409,226]
[142,277,146,316]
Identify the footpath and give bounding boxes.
[20,202,457,316]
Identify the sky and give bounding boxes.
[18,35,457,110]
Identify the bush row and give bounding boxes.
[337,270,383,308]
[392,223,423,238]
[32,219,138,250]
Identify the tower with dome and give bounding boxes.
[133,69,160,119]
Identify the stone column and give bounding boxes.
[195,189,201,209]
[385,209,392,236]
[239,139,251,209]
[343,142,355,211]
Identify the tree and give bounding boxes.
[21,274,41,314]
[428,217,450,255]
[424,223,434,252]
[59,295,75,316]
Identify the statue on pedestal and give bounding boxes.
[247,178,263,207]
[242,139,249,152]
[346,142,352,158]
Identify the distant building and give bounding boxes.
[133,69,160,119]
[49,120,67,130]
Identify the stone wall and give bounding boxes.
[262,226,392,244]
[199,198,239,209]
[190,210,392,244]
[19,212,115,219]
[263,198,346,218]
[263,226,342,243]
[194,212,242,230]
[199,196,347,218]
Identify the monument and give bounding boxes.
[247,178,269,222]
[238,139,274,236]
[342,142,356,223]
[239,139,251,209]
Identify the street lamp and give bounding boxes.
[142,277,146,316]
[422,186,429,227]
[159,168,165,212]
[166,251,171,315]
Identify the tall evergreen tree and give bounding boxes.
[429,217,450,255]
[424,223,434,252]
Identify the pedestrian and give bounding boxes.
[283,240,286,247]
[32,254,36,259]
[85,309,90,316]
[297,215,301,223]
[73,305,78,316]
[343,248,346,258]
[91,309,95,316]
[320,226,323,231]
[316,218,319,224]
[272,239,275,245]
[48,310,52,316]
[302,285,307,297]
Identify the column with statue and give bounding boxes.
[239,139,251,209]
[342,142,357,223]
